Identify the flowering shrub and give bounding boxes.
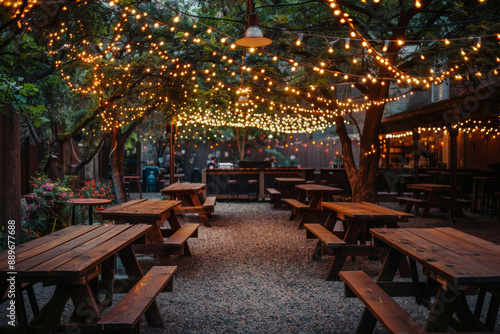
[73,179,116,201]
[72,179,116,223]
[23,173,75,239]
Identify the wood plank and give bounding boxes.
[97,266,177,330]
[266,188,281,195]
[12,225,130,273]
[434,227,500,253]
[164,223,199,246]
[410,228,500,268]
[370,228,500,286]
[32,225,151,276]
[23,225,131,274]
[203,196,216,208]
[361,202,414,219]
[339,271,429,334]
[284,199,309,208]
[99,199,148,214]
[175,206,213,214]
[0,225,90,261]
[100,200,181,221]
[304,223,346,247]
[0,225,101,272]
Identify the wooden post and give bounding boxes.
[1,105,21,241]
[412,128,420,184]
[385,138,391,192]
[169,124,176,184]
[449,125,458,224]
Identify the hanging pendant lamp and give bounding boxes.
[235,13,272,48]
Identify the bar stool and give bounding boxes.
[248,179,258,201]
[227,179,239,201]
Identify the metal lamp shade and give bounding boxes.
[235,13,272,47]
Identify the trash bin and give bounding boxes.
[142,166,160,192]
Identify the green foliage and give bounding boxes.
[0,70,48,125]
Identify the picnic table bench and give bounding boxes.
[97,266,177,333]
[306,202,413,280]
[266,187,281,205]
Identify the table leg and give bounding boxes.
[72,205,76,226]
[88,205,93,225]
[13,281,29,333]
[377,247,404,281]
[32,284,70,332]
[167,210,181,229]
[69,284,101,324]
[324,211,338,231]
[485,294,500,331]
[325,221,363,281]
[190,192,210,227]
[118,245,144,284]
[425,285,460,332]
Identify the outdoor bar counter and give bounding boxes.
[203,167,316,199]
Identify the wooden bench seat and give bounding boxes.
[266,188,282,207]
[396,196,426,214]
[203,196,216,209]
[284,198,310,219]
[339,270,428,334]
[440,196,472,207]
[163,223,199,255]
[97,266,177,333]
[134,223,199,262]
[174,196,216,215]
[304,223,345,247]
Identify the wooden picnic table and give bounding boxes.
[67,198,112,225]
[123,175,142,199]
[366,227,500,332]
[0,224,176,333]
[160,183,214,227]
[270,177,307,208]
[471,176,499,213]
[312,202,413,280]
[98,199,199,264]
[405,183,462,217]
[286,184,343,228]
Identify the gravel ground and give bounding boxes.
[2,198,500,333]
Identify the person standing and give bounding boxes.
[207,157,218,170]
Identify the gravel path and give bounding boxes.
[3,199,500,333]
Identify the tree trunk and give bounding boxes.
[234,127,248,162]
[336,86,388,203]
[1,105,22,241]
[110,126,126,204]
[110,119,143,203]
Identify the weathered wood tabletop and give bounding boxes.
[370,227,500,332]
